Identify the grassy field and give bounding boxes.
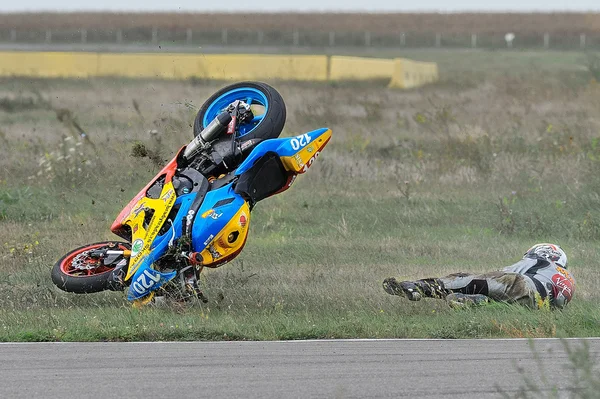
[1,50,600,341]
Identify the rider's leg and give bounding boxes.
[383,271,537,307]
[440,271,537,307]
[383,277,448,301]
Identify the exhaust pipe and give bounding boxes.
[184,111,232,159]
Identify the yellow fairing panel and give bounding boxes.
[201,202,251,267]
[122,182,177,280]
[280,129,332,173]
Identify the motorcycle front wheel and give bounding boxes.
[193,81,286,141]
[51,241,130,294]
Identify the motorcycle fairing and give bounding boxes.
[125,184,250,300]
[125,193,198,300]
[127,260,177,301]
[110,146,184,240]
[115,128,332,301]
[235,128,332,177]
[190,184,251,266]
[123,181,178,281]
[198,201,251,267]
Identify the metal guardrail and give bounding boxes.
[1,28,600,50]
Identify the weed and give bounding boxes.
[442,134,493,178]
[398,180,411,201]
[130,141,164,168]
[578,212,600,241]
[497,195,517,235]
[360,100,383,122]
[30,135,96,185]
[54,108,90,141]
[412,103,457,136]
[0,92,50,113]
[498,339,600,398]
[585,52,600,82]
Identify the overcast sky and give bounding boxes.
[1,0,599,12]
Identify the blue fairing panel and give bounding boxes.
[126,193,196,300]
[235,128,330,175]
[190,183,246,252]
[151,193,195,250]
[127,261,176,300]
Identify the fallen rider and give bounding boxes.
[383,243,575,309]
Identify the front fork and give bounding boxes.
[177,265,208,303]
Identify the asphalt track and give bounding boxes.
[1,339,599,398]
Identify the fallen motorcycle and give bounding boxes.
[51,81,332,306]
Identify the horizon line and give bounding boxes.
[1,9,600,14]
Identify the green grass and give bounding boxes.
[2,303,600,342]
[1,52,600,341]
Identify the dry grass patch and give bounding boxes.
[1,58,600,340]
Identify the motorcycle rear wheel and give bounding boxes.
[51,241,130,294]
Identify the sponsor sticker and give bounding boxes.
[203,234,214,247]
[294,153,304,168]
[132,203,145,218]
[552,273,574,302]
[301,151,321,173]
[131,239,144,257]
[186,209,195,222]
[161,189,174,203]
[556,266,572,279]
[202,209,223,220]
[287,175,297,187]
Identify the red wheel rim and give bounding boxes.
[59,243,128,277]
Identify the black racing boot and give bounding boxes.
[383,278,423,301]
[383,277,449,301]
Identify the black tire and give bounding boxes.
[51,241,130,294]
[193,81,286,142]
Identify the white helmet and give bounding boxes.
[523,243,567,268]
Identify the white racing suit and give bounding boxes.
[384,258,575,309]
[440,258,575,308]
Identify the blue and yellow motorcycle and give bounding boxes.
[51,82,332,306]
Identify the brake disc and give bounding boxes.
[71,251,101,270]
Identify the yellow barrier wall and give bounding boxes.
[329,56,393,80]
[0,52,328,81]
[388,58,439,89]
[0,51,437,88]
[98,53,200,79]
[0,52,99,78]
[197,54,328,81]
